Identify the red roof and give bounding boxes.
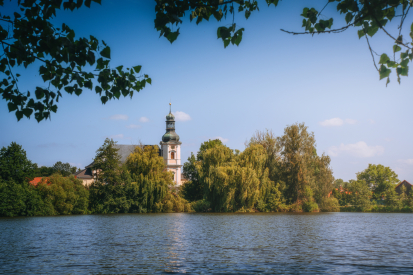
[29,177,50,186]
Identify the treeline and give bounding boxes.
[332,164,413,212]
[181,123,338,212]
[1,123,411,217]
[0,140,191,217]
[181,124,413,213]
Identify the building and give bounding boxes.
[74,163,95,187]
[159,104,182,185]
[395,180,412,196]
[75,104,183,186]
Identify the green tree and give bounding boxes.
[155,0,413,85]
[181,152,202,202]
[357,164,399,200]
[278,123,316,204]
[1,0,151,122]
[36,174,89,215]
[247,129,282,184]
[385,187,401,209]
[5,1,411,122]
[0,142,37,183]
[349,180,372,211]
[34,165,55,177]
[52,161,77,177]
[197,139,224,161]
[126,145,169,179]
[93,138,122,185]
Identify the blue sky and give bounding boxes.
[1,0,413,182]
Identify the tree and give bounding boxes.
[52,161,77,177]
[356,164,399,200]
[93,138,122,185]
[182,139,225,202]
[155,0,413,85]
[247,129,282,184]
[1,0,151,122]
[125,145,168,179]
[34,165,55,177]
[4,1,411,122]
[278,123,316,204]
[0,142,37,183]
[349,180,372,211]
[181,152,203,202]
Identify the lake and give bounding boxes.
[0,212,412,274]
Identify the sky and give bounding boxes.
[1,0,413,182]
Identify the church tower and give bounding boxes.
[160,103,182,185]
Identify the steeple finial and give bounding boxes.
[169,102,171,113]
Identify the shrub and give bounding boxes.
[192,199,211,212]
[319,197,340,212]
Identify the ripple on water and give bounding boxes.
[1,213,413,274]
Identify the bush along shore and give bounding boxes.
[1,123,411,217]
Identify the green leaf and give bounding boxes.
[401,51,409,59]
[133,65,142,73]
[345,12,353,24]
[101,96,108,104]
[7,102,17,112]
[95,86,102,94]
[367,26,379,37]
[146,78,152,84]
[84,80,93,89]
[51,105,58,113]
[22,108,33,118]
[357,29,365,39]
[167,30,179,44]
[100,46,111,59]
[379,53,390,64]
[379,65,391,80]
[15,110,23,121]
[116,65,123,73]
[35,88,44,99]
[400,59,409,68]
[393,45,401,53]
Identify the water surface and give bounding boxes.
[1,213,412,274]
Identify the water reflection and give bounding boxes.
[1,213,413,274]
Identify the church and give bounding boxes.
[75,104,183,186]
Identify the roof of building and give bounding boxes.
[166,112,175,121]
[395,180,412,188]
[29,177,50,186]
[74,168,94,179]
[114,145,161,163]
[162,130,180,143]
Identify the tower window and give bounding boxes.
[171,152,175,159]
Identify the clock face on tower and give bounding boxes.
[167,123,174,128]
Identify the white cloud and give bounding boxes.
[139,117,149,123]
[173,111,191,121]
[368,119,376,124]
[345,119,357,125]
[109,114,128,120]
[398,159,413,165]
[215,136,229,143]
[319,118,357,127]
[108,134,124,139]
[320,118,343,127]
[126,124,141,129]
[328,141,384,158]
